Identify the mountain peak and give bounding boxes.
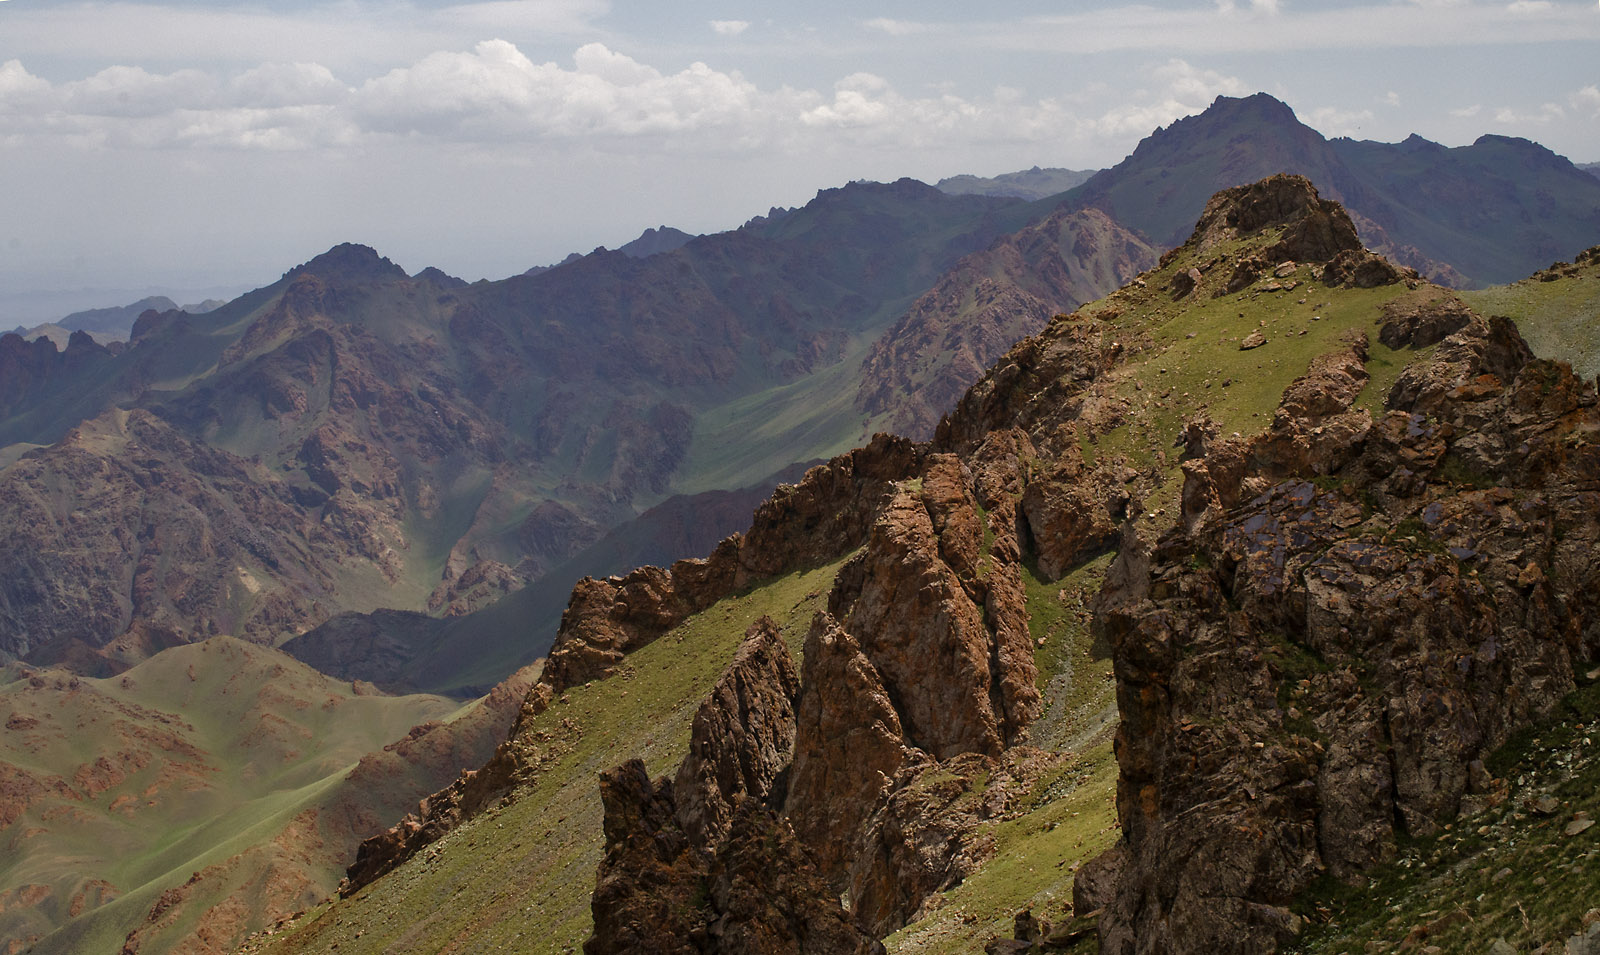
[287,243,408,285]
[618,225,696,260]
[1212,91,1298,119]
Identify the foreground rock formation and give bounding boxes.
[1089,295,1600,954]
[586,619,882,955]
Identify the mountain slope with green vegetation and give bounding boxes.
[0,638,534,955]
[1463,244,1600,381]
[242,559,848,955]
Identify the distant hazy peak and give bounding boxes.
[413,266,468,288]
[618,225,697,259]
[936,166,1098,200]
[286,242,409,285]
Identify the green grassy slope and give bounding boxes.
[249,558,847,955]
[1463,250,1600,381]
[0,638,463,954]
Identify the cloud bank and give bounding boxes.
[0,43,1260,155]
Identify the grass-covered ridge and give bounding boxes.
[247,557,848,955]
[1463,252,1600,381]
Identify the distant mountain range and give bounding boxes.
[5,295,226,348]
[937,165,1099,199]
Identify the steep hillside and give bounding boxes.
[235,174,1600,955]
[0,638,536,955]
[242,559,850,955]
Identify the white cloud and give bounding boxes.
[1215,0,1281,15]
[1506,0,1552,11]
[863,17,933,36]
[3,40,1188,155]
[1450,103,1483,117]
[709,19,749,36]
[1492,102,1566,124]
[1382,90,1402,107]
[1571,85,1600,117]
[1087,59,1248,139]
[229,63,348,109]
[353,41,772,141]
[63,65,216,117]
[0,59,50,108]
[1306,106,1376,136]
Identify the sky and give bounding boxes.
[1,0,1598,318]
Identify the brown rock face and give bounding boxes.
[673,619,802,847]
[783,449,1043,934]
[1092,305,1600,955]
[1020,454,1124,580]
[534,432,927,708]
[586,760,704,955]
[538,535,742,695]
[1189,175,1361,260]
[740,432,925,580]
[785,612,909,883]
[585,620,880,955]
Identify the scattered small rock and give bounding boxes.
[1240,331,1267,350]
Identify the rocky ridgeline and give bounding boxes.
[338,175,1600,954]
[1087,296,1600,952]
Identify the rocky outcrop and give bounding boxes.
[739,433,925,579]
[1180,335,1373,533]
[673,618,801,847]
[783,450,1044,934]
[1020,453,1125,579]
[534,432,925,703]
[1170,174,1414,296]
[1091,303,1600,955]
[536,536,743,696]
[784,613,910,884]
[585,620,880,955]
[1188,174,1363,265]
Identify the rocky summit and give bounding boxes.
[241,172,1600,955]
